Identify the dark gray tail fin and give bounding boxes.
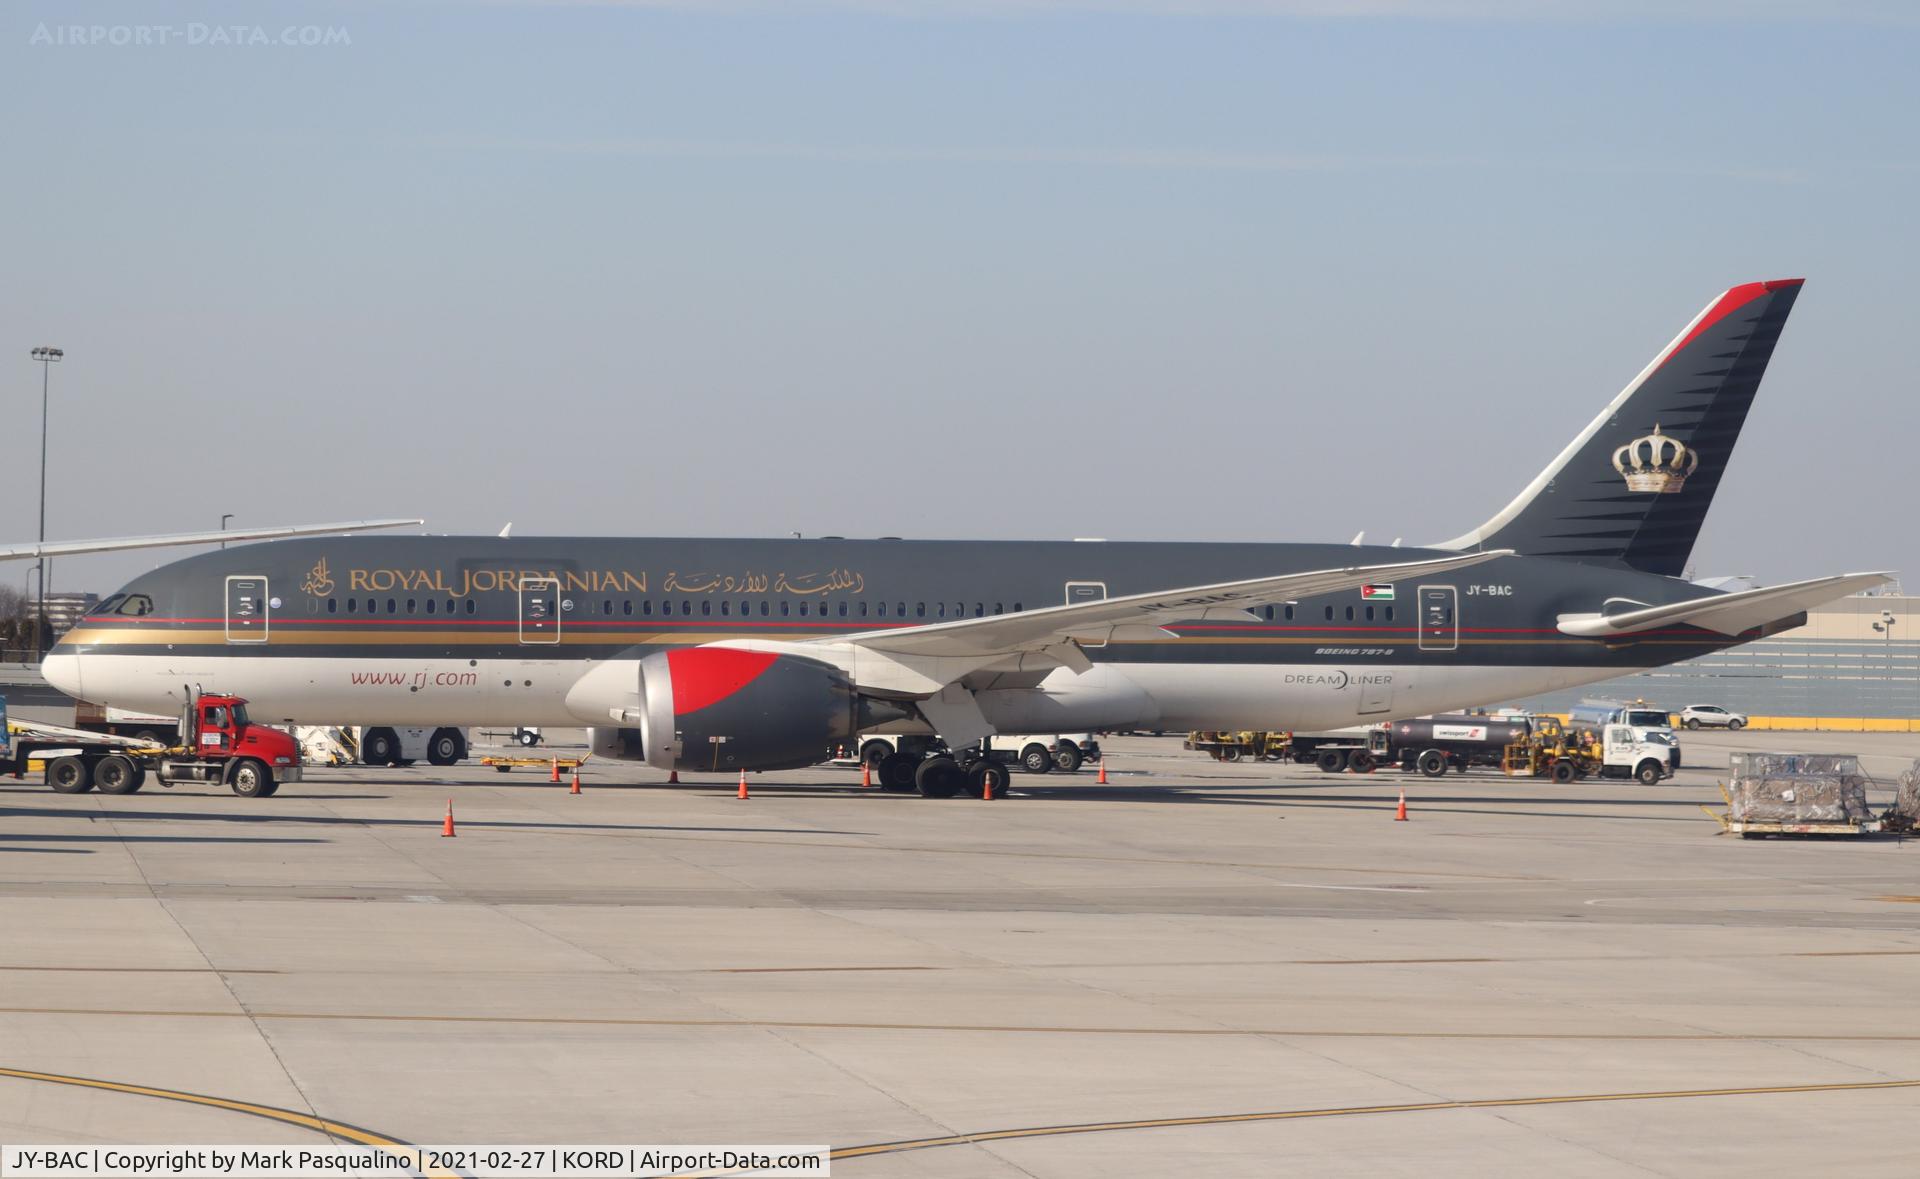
[1438,279,1804,576]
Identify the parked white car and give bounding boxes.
[1679,704,1748,730]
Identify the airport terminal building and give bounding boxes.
[1517,593,1917,723]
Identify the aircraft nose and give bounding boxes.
[42,648,83,700]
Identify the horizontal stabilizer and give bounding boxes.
[1557,572,1893,638]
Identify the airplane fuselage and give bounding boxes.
[47,535,1773,735]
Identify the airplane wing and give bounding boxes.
[832,550,1509,664]
[1557,572,1893,638]
[0,519,423,562]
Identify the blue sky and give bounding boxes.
[4,1,1917,594]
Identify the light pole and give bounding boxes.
[30,346,63,660]
[221,514,235,548]
[1872,611,1898,712]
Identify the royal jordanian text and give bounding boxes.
[0,1146,830,1178]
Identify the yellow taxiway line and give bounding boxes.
[832,1077,1920,1162]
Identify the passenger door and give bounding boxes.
[1417,585,1458,652]
[519,577,561,645]
[1064,581,1108,648]
[224,575,270,644]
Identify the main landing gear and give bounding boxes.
[890,745,1015,799]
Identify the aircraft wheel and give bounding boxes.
[1053,744,1083,773]
[1316,749,1349,774]
[877,752,919,792]
[48,756,95,794]
[1417,749,1448,778]
[229,758,273,798]
[967,761,1011,799]
[1550,759,1577,784]
[1021,744,1054,773]
[915,756,963,799]
[95,755,144,795]
[860,740,893,770]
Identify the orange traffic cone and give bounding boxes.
[667,769,679,784]
[569,765,582,795]
[983,772,996,801]
[441,799,456,838]
[737,771,750,800]
[549,758,560,783]
[1395,787,1408,822]
[861,761,872,788]
[1096,758,1109,785]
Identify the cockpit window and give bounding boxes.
[89,593,154,617]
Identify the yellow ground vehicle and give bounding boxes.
[1184,730,1292,763]
[1502,716,1675,785]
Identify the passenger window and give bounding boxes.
[781,601,790,616]
[680,600,691,616]
[346,598,357,614]
[700,600,711,616]
[938,603,946,618]
[1014,602,1022,612]
[465,599,476,615]
[407,599,417,615]
[839,601,848,617]
[1263,605,1273,621]
[877,602,887,617]
[1324,606,1334,621]
[623,600,633,616]
[642,600,653,616]
[386,599,396,614]
[1385,605,1394,622]
[719,600,729,616]
[425,599,435,615]
[1285,605,1295,621]
[994,603,1003,615]
[327,599,338,614]
[860,602,869,617]
[800,602,809,617]
[1345,606,1354,621]
[1365,605,1374,621]
[898,602,907,616]
[759,601,769,616]
[367,598,377,614]
[739,601,748,617]
[916,602,925,618]
[974,603,984,617]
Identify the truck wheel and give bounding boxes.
[914,756,963,799]
[1220,747,1243,763]
[860,740,893,770]
[1550,759,1577,784]
[362,728,399,766]
[95,755,144,794]
[1316,749,1348,774]
[427,728,464,767]
[229,758,273,798]
[1053,744,1083,773]
[967,760,1011,799]
[878,752,919,792]
[1417,749,1448,778]
[1635,760,1664,786]
[1021,744,1053,774]
[47,756,94,794]
[1348,751,1376,774]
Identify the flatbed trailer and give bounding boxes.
[2,692,302,798]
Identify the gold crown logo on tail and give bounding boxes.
[1612,424,1700,493]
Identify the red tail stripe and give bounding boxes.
[1656,279,1799,373]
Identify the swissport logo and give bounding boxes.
[1361,584,1395,601]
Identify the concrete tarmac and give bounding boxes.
[3,732,1919,1176]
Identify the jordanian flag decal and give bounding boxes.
[1361,583,1395,601]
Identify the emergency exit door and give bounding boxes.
[224,575,270,644]
[1417,585,1457,652]
[519,577,561,644]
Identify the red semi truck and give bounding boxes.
[1,691,303,798]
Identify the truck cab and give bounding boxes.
[1601,723,1675,785]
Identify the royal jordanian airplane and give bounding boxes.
[43,280,1890,795]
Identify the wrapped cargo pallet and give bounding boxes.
[1728,753,1870,824]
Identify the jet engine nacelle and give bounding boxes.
[590,647,903,773]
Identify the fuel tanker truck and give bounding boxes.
[1365,714,1536,777]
